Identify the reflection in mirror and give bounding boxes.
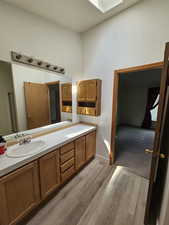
[0,60,72,137]
[0,61,17,135]
[61,83,72,114]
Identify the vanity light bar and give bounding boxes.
[11,51,65,74]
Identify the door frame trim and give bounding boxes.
[110,61,164,165]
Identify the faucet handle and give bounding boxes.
[26,135,32,143]
[15,133,32,145]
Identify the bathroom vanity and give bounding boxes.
[0,123,96,225]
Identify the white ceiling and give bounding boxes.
[2,0,142,32]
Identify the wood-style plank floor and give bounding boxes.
[26,157,149,225]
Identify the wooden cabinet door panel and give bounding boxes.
[78,80,97,102]
[0,162,40,225]
[39,150,60,199]
[61,83,72,101]
[75,136,86,170]
[86,80,97,102]
[86,132,96,161]
[78,82,87,101]
[66,84,72,101]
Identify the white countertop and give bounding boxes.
[0,124,96,178]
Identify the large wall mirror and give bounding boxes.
[0,59,72,137]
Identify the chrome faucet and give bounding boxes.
[15,133,32,145]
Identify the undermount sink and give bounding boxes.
[6,140,47,158]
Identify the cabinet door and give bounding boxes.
[61,83,72,101]
[0,162,40,225]
[78,82,87,101]
[39,150,60,199]
[86,80,97,102]
[75,136,86,170]
[86,131,96,161]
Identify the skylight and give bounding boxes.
[88,0,123,13]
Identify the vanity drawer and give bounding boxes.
[61,166,75,183]
[60,149,74,164]
[60,158,74,173]
[60,142,74,155]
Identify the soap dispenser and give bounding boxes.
[0,135,7,155]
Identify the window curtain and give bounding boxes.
[142,87,160,129]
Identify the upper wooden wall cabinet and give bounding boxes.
[61,83,72,113]
[77,79,101,116]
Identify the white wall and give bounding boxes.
[80,0,169,159]
[12,63,72,131]
[0,0,82,130]
[0,1,82,84]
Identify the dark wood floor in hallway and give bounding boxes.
[26,157,149,225]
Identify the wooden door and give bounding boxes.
[86,80,97,102]
[86,131,96,161]
[75,136,86,170]
[61,83,72,101]
[145,42,169,225]
[39,150,60,199]
[24,82,50,129]
[0,162,40,225]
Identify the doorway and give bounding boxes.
[111,62,163,179]
[47,82,61,124]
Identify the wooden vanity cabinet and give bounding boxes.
[39,150,60,199]
[86,131,96,161]
[0,130,96,225]
[0,162,40,225]
[75,136,86,170]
